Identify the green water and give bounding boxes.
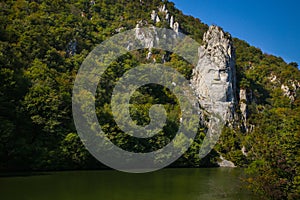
[0,168,257,200]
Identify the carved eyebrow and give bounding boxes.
[208,69,218,73]
[219,67,229,72]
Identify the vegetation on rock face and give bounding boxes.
[0,0,299,199]
[217,38,300,199]
[0,0,210,171]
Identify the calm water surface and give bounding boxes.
[0,168,258,200]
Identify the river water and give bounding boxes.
[0,168,258,200]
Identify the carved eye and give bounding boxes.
[219,69,227,74]
[219,71,227,76]
[208,69,216,73]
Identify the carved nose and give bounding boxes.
[214,71,220,81]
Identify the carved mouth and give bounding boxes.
[211,81,225,85]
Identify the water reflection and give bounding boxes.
[0,168,257,200]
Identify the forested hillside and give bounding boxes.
[0,0,299,199]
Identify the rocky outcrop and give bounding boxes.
[158,4,167,13]
[239,88,248,131]
[281,81,300,102]
[241,146,248,156]
[269,74,300,102]
[142,4,181,61]
[218,156,236,168]
[151,10,158,23]
[170,16,174,28]
[142,6,238,138]
[141,6,238,126]
[191,25,236,123]
[169,16,179,33]
[135,6,242,166]
[173,22,179,34]
[150,4,180,33]
[269,74,278,83]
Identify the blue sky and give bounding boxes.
[171,0,300,66]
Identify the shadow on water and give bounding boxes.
[0,172,53,178]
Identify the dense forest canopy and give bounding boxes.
[0,0,299,199]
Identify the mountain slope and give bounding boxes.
[0,0,299,198]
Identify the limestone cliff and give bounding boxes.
[136,5,240,128]
[137,6,239,125]
[191,25,237,123]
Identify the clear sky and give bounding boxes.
[171,0,300,66]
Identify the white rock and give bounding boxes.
[115,27,124,33]
[239,89,247,131]
[151,10,157,22]
[281,83,297,101]
[135,25,158,50]
[191,25,236,123]
[170,16,174,28]
[218,156,236,168]
[269,74,277,82]
[158,4,167,13]
[166,12,170,21]
[146,51,152,60]
[173,22,179,34]
[242,146,248,156]
[156,15,161,23]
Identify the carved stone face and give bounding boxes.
[192,53,235,122]
[192,25,236,122]
[207,68,230,102]
[193,54,232,103]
